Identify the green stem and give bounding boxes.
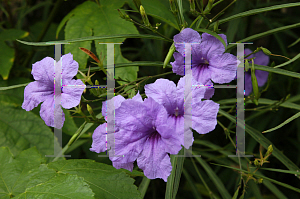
[163,43,175,68]
[138,177,151,198]
[210,0,237,22]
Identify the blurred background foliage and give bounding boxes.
[0,0,300,198]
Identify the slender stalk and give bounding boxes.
[210,0,237,22]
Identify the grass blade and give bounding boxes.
[263,112,300,133]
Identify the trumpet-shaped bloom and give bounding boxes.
[144,76,219,149]
[110,97,182,182]
[244,48,269,96]
[22,53,85,129]
[171,28,239,84]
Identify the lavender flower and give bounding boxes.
[90,92,143,171]
[171,28,239,84]
[110,97,182,182]
[144,76,219,149]
[244,48,269,96]
[22,53,85,129]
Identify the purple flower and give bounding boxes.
[110,97,182,182]
[171,28,239,84]
[144,76,219,149]
[90,92,143,171]
[244,48,269,96]
[22,53,85,129]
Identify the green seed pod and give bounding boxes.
[245,59,250,72]
[140,5,151,27]
[261,47,272,55]
[251,61,260,104]
[266,145,273,156]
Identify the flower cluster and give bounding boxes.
[22,53,85,129]
[90,28,239,181]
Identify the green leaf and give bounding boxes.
[211,163,300,194]
[0,41,15,80]
[15,173,95,199]
[196,28,227,48]
[263,112,300,133]
[227,22,300,51]
[0,105,61,162]
[260,168,300,176]
[210,2,300,27]
[0,82,30,91]
[0,29,29,41]
[48,159,142,199]
[274,53,300,68]
[193,155,232,199]
[0,147,95,198]
[253,64,300,79]
[218,109,300,173]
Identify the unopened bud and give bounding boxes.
[254,159,259,166]
[261,47,272,55]
[257,178,263,183]
[266,145,273,155]
[87,104,97,120]
[245,59,250,72]
[140,5,151,27]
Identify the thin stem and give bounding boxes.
[210,0,236,22]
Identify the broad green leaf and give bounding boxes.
[0,41,14,80]
[0,147,95,199]
[15,173,94,199]
[63,1,139,84]
[48,159,142,199]
[0,147,45,198]
[0,105,61,162]
[227,22,300,51]
[0,29,29,41]
[210,2,300,27]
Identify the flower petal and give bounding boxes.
[191,100,219,134]
[59,53,80,80]
[31,57,54,82]
[171,52,185,76]
[174,28,201,55]
[256,70,269,87]
[193,64,212,84]
[132,91,143,102]
[61,79,85,109]
[200,33,227,60]
[101,95,126,120]
[137,136,172,182]
[22,81,53,111]
[144,79,178,114]
[209,53,239,84]
[40,96,65,129]
[90,123,108,153]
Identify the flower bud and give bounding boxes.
[213,20,219,32]
[254,159,259,166]
[261,47,272,55]
[265,145,273,156]
[140,5,151,27]
[245,59,250,72]
[257,178,263,184]
[87,104,97,120]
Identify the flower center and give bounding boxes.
[174,107,179,117]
